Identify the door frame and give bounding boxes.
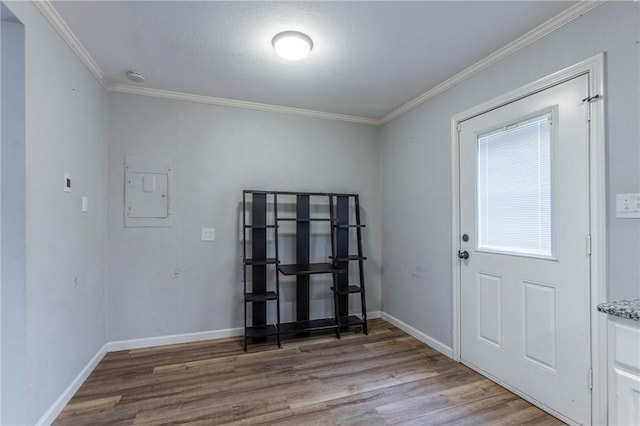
[450,53,606,425]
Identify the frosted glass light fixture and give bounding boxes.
[272,31,313,61]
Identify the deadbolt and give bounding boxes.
[462,234,469,242]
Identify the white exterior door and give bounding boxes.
[458,75,591,425]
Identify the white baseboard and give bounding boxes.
[380,312,453,358]
[109,311,383,352]
[367,310,381,319]
[108,327,244,352]
[36,343,108,426]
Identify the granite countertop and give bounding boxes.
[597,298,640,321]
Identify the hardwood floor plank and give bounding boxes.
[375,379,507,423]
[54,395,122,420]
[54,319,565,425]
[153,347,301,374]
[133,393,291,425]
[395,391,563,426]
[287,367,440,410]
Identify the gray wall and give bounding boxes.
[2,1,637,422]
[2,2,107,424]
[1,6,26,424]
[106,93,381,341]
[381,1,640,348]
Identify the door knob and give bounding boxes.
[457,250,469,259]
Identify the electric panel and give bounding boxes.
[124,155,172,227]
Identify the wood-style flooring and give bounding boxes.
[54,319,565,425]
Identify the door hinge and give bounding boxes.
[456,123,462,132]
[588,367,593,390]
[587,234,592,256]
[582,94,602,122]
[582,94,602,103]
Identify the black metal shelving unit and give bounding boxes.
[242,190,368,351]
[330,193,368,335]
[242,191,281,351]
[275,193,342,339]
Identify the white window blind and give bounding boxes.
[477,113,553,257]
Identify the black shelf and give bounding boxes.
[245,291,278,302]
[242,190,368,350]
[332,193,369,336]
[278,263,344,275]
[279,318,337,334]
[276,217,333,222]
[243,258,279,266]
[242,191,281,351]
[338,315,365,327]
[331,285,363,294]
[330,255,367,261]
[242,190,270,195]
[245,324,279,338]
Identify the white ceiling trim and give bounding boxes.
[34,0,605,127]
[379,0,607,125]
[108,83,381,126]
[32,1,377,125]
[32,0,105,88]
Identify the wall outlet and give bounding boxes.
[616,193,640,218]
[201,228,216,241]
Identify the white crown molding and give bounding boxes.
[34,0,605,126]
[379,0,607,125]
[107,83,381,126]
[32,0,106,88]
[33,0,378,125]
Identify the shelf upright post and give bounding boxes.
[329,195,341,339]
[252,193,268,328]
[335,195,350,324]
[274,192,281,347]
[354,194,368,335]
[296,194,310,329]
[242,191,248,351]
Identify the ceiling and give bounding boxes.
[49,1,582,122]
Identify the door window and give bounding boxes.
[476,113,554,258]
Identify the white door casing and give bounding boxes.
[451,55,607,426]
[458,74,590,425]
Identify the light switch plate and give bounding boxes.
[64,173,71,192]
[616,193,640,218]
[201,228,215,241]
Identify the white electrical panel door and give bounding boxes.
[125,155,172,227]
[128,173,168,218]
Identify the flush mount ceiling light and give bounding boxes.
[272,31,313,61]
